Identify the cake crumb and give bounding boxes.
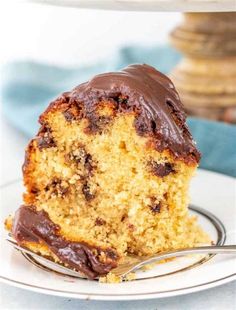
[124,272,136,281]
[99,271,136,283]
[99,273,121,283]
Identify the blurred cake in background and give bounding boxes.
[170,13,236,123]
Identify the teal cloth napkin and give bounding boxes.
[1,46,236,177]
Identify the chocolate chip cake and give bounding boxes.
[5,64,209,281]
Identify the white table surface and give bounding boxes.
[1,114,236,309]
[1,281,235,309]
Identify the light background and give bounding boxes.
[0,2,181,66]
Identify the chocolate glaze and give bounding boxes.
[39,64,200,163]
[68,64,200,163]
[12,206,118,279]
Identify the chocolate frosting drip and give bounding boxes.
[70,64,200,163]
[12,206,118,279]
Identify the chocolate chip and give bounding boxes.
[95,218,106,226]
[121,215,127,222]
[37,135,56,150]
[85,115,111,134]
[30,187,39,195]
[45,178,69,197]
[67,148,86,164]
[106,249,118,260]
[134,115,151,136]
[82,182,95,201]
[150,202,162,214]
[66,147,95,175]
[62,104,82,122]
[114,95,128,106]
[84,153,93,174]
[37,126,56,150]
[148,161,174,177]
[128,223,135,230]
[151,120,156,131]
[63,110,75,122]
[59,187,69,196]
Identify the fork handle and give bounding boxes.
[139,245,236,266]
[112,245,236,277]
[163,245,236,256]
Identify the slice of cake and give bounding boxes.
[5,64,209,280]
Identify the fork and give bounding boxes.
[6,238,236,279]
[112,245,236,277]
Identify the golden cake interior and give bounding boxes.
[5,97,209,268]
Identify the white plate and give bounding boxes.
[29,0,236,12]
[0,169,235,300]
